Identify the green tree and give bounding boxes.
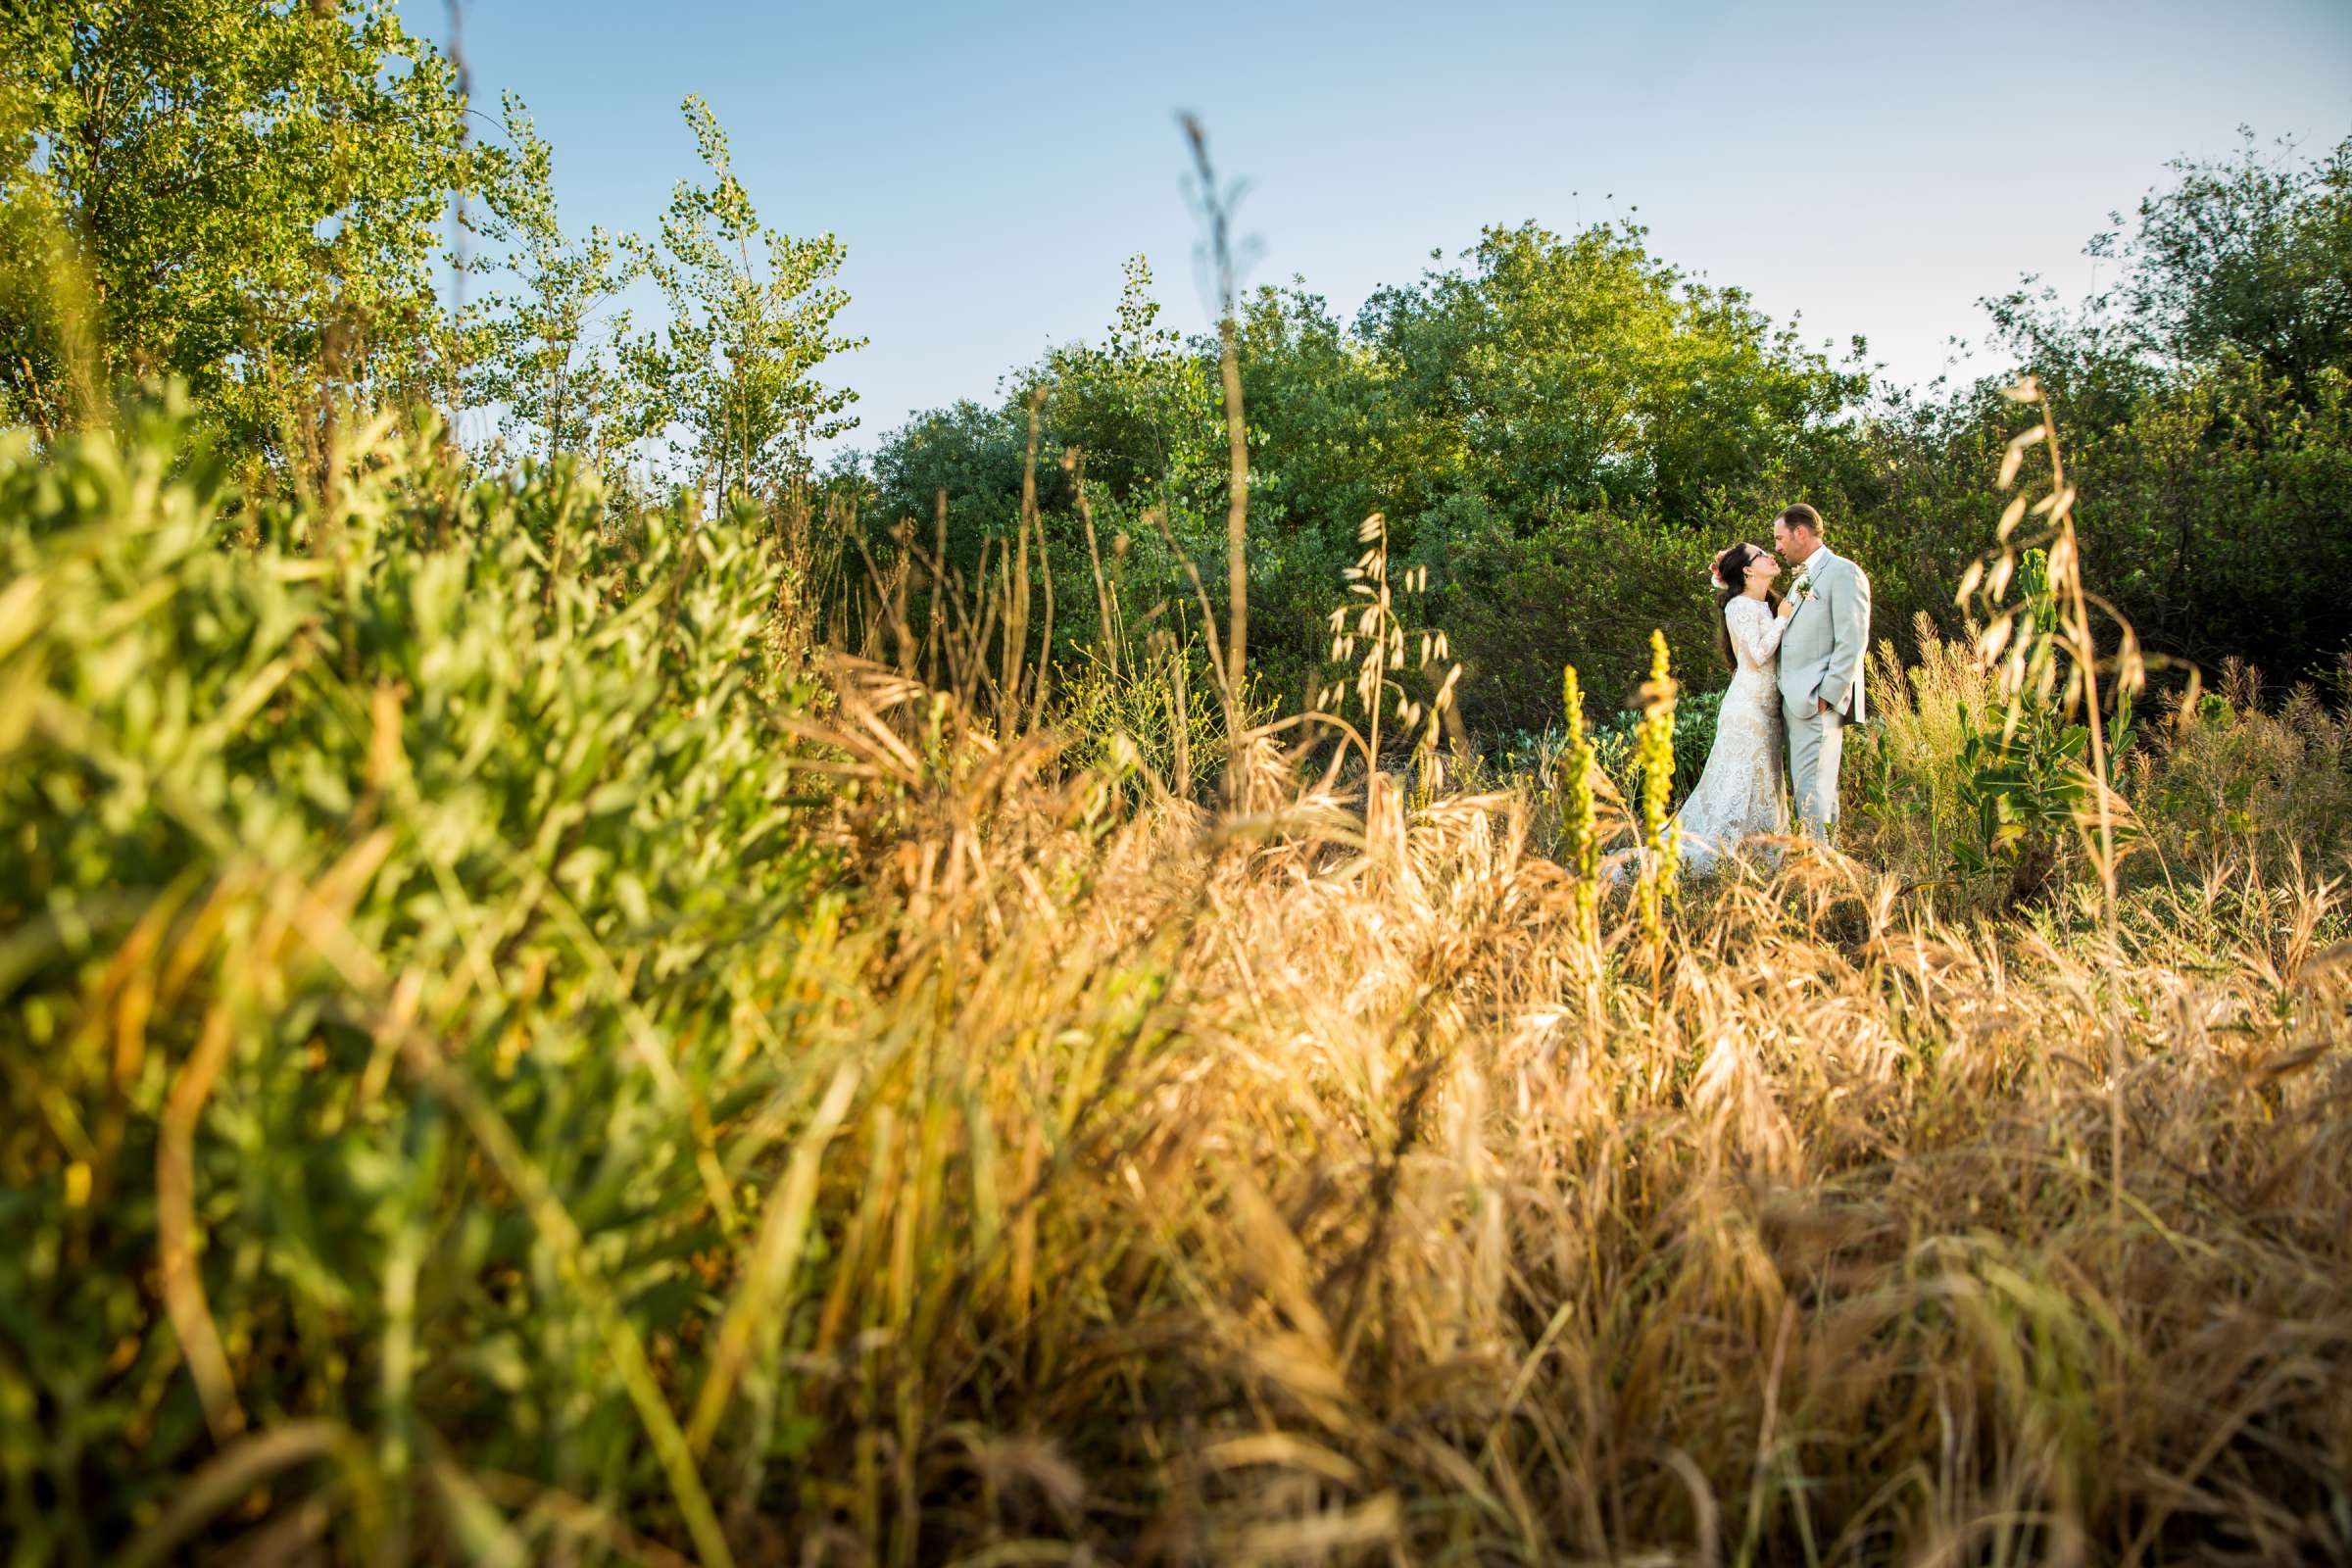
[630,95,862,496]
[1236,279,1416,546]
[0,0,495,444]
[1356,220,1865,528]
[1036,254,1221,516]
[2105,130,2352,395]
[1230,280,1418,704]
[1976,129,2352,682]
[466,93,650,472]
[860,258,1228,697]
[869,399,1026,543]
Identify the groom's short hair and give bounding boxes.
[1777,503,1823,537]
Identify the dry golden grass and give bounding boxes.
[720,662,2352,1566]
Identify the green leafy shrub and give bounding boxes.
[1861,549,2139,906]
[2130,658,2352,875]
[1052,637,1256,798]
[1592,685,1721,806]
[1951,548,2138,905]
[1435,510,1717,737]
[1850,612,2002,878]
[0,395,832,1560]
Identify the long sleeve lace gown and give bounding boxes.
[1673,595,1790,874]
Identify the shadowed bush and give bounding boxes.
[2130,657,2352,877]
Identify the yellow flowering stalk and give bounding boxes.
[1634,629,1681,944]
[1557,662,1601,948]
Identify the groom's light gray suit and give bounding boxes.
[1775,546,1871,841]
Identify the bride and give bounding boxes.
[1671,541,1796,873]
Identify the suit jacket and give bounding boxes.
[1776,547,1872,722]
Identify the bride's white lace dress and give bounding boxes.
[1674,595,1790,873]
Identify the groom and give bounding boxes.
[1772,503,1871,843]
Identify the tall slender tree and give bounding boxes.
[629,96,863,499]
[466,94,649,472]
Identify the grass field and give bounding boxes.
[3,404,2349,1565]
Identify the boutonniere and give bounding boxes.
[1789,570,1816,606]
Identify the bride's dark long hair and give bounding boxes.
[1711,542,1784,671]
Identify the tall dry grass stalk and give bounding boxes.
[1960,377,2149,926]
[1183,114,1253,781]
[1311,510,1460,797]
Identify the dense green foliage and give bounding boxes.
[3,6,860,490]
[0,400,832,1561]
[852,133,2352,743]
[1975,134,2352,686]
[1,0,485,446]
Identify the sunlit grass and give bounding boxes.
[3,402,2348,1566]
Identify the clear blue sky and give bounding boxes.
[410,0,2352,459]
